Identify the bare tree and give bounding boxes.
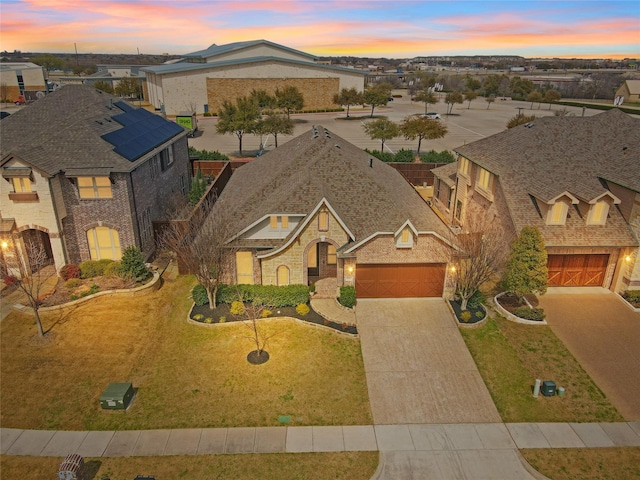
[12,240,56,337]
[241,302,278,364]
[160,195,236,309]
[445,214,513,310]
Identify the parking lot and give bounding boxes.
[187,93,603,157]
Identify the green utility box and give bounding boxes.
[176,111,198,136]
[100,382,135,410]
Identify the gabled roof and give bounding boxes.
[183,40,317,62]
[209,126,450,250]
[0,85,186,175]
[622,79,640,95]
[454,109,640,247]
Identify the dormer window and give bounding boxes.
[587,201,609,225]
[547,200,568,225]
[458,156,470,176]
[396,227,414,248]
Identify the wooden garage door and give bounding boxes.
[547,254,609,287]
[356,264,446,298]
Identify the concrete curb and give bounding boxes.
[493,292,548,325]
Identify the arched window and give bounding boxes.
[87,226,121,260]
[277,265,290,286]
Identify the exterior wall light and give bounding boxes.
[450,265,456,273]
[1,241,8,250]
[347,265,354,274]
[625,255,632,263]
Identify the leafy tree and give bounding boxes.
[333,87,364,118]
[544,89,561,109]
[482,74,504,97]
[414,88,437,115]
[527,91,543,109]
[120,246,150,281]
[501,226,548,299]
[249,89,276,113]
[363,83,392,117]
[444,91,464,114]
[400,116,448,154]
[260,113,294,147]
[275,86,304,119]
[363,118,399,151]
[92,80,114,94]
[189,169,207,206]
[32,54,65,72]
[485,95,496,109]
[465,76,481,92]
[464,91,477,109]
[507,114,536,129]
[115,77,142,98]
[216,96,260,156]
[510,77,535,99]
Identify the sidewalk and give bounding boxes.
[3,422,639,457]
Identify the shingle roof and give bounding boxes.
[454,109,640,247]
[0,85,185,175]
[211,126,450,249]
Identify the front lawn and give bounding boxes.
[0,276,372,430]
[460,314,623,423]
[0,452,379,480]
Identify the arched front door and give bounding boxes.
[307,241,337,283]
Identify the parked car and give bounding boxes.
[14,95,25,105]
[0,111,10,119]
[421,112,441,119]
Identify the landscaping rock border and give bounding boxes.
[616,292,640,313]
[39,272,161,314]
[493,292,548,325]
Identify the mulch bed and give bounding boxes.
[495,292,539,314]
[448,300,486,324]
[190,302,358,335]
[40,276,144,307]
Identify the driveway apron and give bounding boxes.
[356,299,501,425]
[537,291,640,421]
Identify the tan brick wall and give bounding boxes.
[355,234,448,264]
[260,208,349,285]
[206,77,340,114]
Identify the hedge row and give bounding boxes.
[192,283,310,307]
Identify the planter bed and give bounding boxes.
[494,292,547,325]
[190,302,358,335]
[448,299,487,325]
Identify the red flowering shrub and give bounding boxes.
[60,263,81,281]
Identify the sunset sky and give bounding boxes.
[1,0,638,59]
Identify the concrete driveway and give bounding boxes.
[355,299,501,425]
[537,289,640,421]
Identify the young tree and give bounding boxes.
[242,302,278,364]
[363,83,392,117]
[465,75,481,92]
[115,77,142,98]
[444,91,464,114]
[333,87,364,118]
[363,118,399,151]
[260,113,294,147]
[160,196,236,309]
[501,226,548,300]
[485,95,496,109]
[544,89,561,109]
[400,116,448,154]
[249,88,276,113]
[447,216,513,310]
[10,240,56,338]
[413,88,437,115]
[120,246,151,281]
[527,91,543,109]
[188,169,207,206]
[275,86,304,119]
[216,96,260,156]
[92,80,114,94]
[464,91,477,109]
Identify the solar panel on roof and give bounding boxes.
[114,100,134,112]
[101,106,183,161]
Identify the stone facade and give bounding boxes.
[259,208,349,286]
[206,77,340,114]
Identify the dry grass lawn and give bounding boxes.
[0,452,379,480]
[460,314,623,423]
[0,276,372,430]
[521,447,640,479]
